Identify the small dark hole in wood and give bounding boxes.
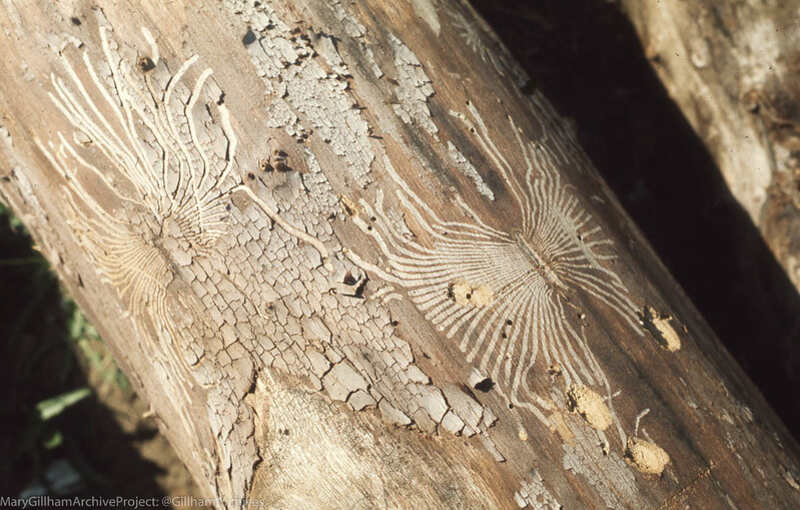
[137,56,155,72]
[242,28,257,46]
[354,278,368,298]
[343,272,357,285]
[474,378,494,392]
[247,172,256,180]
[506,319,513,325]
[71,17,82,26]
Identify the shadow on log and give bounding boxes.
[472,0,800,437]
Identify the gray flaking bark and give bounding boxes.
[329,0,383,79]
[447,140,495,200]
[513,469,562,509]
[234,0,376,187]
[388,33,439,138]
[562,416,644,510]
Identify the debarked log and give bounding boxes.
[0,1,798,508]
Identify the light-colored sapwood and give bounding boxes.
[0,1,798,508]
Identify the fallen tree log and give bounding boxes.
[620,0,800,295]
[0,1,798,508]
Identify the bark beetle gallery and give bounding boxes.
[1,1,798,508]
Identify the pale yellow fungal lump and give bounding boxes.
[449,280,494,307]
[625,437,670,475]
[566,384,612,431]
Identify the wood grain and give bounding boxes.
[0,1,797,508]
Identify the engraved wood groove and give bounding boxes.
[36,25,236,320]
[348,100,643,443]
[32,15,511,501]
[32,20,262,500]
[2,1,799,508]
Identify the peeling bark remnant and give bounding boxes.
[0,1,799,509]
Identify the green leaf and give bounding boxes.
[9,214,22,230]
[36,388,91,421]
[85,323,99,341]
[43,430,63,449]
[115,371,130,392]
[68,306,85,341]
[77,339,103,368]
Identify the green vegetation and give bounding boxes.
[0,201,126,495]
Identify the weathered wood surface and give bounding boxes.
[621,0,800,295]
[0,1,798,508]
